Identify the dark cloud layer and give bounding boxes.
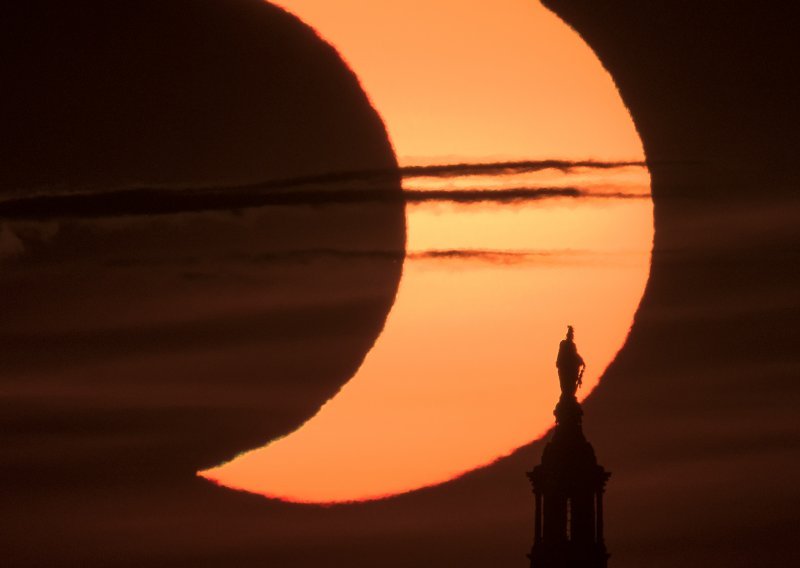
[0,184,647,220]
[187,158,646,191]
[0,158,647,219]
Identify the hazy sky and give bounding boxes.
[2,2,797,568]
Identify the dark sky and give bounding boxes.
[2,1,799,567]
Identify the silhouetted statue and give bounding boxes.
[529,340,610,568]
[556,326,585,397]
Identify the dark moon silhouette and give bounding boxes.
[2,0,399,190]
[0,0,404,520]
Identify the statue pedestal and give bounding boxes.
[527,395,610,568]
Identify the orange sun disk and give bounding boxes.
[199,0,653,503]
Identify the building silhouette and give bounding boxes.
[528,329,610,567]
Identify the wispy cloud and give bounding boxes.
[403,188,648,203]
[407,249,568,264]
[0,160,649,220]
[97,248,583,269]
[399,159,645,179]
[229,248,580,266]
[0,187,649,220]
[205,159,646,188]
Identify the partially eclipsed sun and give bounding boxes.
[200,0,653,503]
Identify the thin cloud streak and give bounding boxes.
[398,159,645,179]
[407,249,571,264]
[95,248,586,268]
[1,159,646,200]
[230,248,586,266]
[405,188,648,203]
[191,159,647,190]
[0,186,649,220]
[0,159,649,219]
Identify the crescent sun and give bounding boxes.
[200,0,653,503]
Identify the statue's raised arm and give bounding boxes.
[555,325,585,398]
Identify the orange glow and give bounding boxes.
[201,172,652,503]
[199,1,652,502]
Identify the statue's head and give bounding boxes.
[567,325,575,340]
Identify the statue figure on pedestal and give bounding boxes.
[556,325,585,397]
[528,326,609,568]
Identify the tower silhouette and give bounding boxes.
[528,393,610,567]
